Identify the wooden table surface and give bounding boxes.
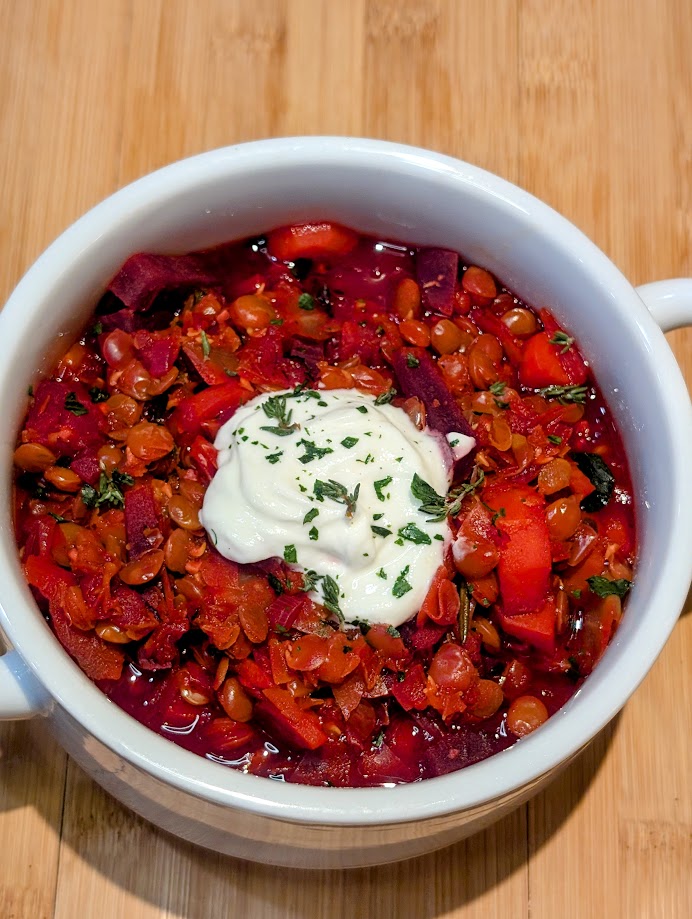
[1,1,690,917]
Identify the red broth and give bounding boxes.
[13,223,636,786]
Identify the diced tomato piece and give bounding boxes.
[391,663,428,711]
[483,484,551,616]
[496,597,556,652]
[24,381,106,457]
[267,223,359,262]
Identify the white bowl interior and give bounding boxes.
[0,138,690,825]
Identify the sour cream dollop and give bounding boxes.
[199,388,474,628]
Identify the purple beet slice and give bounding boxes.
[108,252,221,312]
[390,348,476,476]
[416,247,458,316]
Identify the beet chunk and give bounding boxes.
[108,252,221,312]
[416,247,458,316]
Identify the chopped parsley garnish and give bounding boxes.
[297,439,334,463]
[64,392,88,416]
[298,292,316,311]
[308,526,319,540]
[260,394,300,436]
[313,478,360,518]
[376,568,387,579]
[283,545,297,564]
[374,387,397,405]
[392,566,412,598]
[397,523,431,545]
[356,405,368,414]
[48,512,69,524]
[371,525,392,538]
[92,320,103,336]
[303,507,319,524]
[373,476,393,501]
[587,576,632,599]
[406,353,420,368]
[266,451,283,464]
[549,330,575,353]
[269,318,284,326]
[340,436,359,449]
[538,384,589,404]
[547,434,563,445]
[372,729,385,749]
[88,387,109,403]
[200,330,211,358]
[81,470,134,510]
[411,467,485,521]
[386,625,400,638]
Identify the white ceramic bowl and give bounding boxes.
[1,138,691,869]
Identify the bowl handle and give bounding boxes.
[636,279,692,331]
[0,647,50,720]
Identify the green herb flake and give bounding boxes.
[340,436,359,449]
[48,512,69,524]
[88,386,109,403]
[386,625,400,638]
[587,576,632,599]
[572,588,582,599]
[308,525,319,541]
[356,405,368,414]
[376,568,387,580]
[374,476,393,502]
[269,318,284,326]
[539,384,589,405]
[64,392,88,416]
[392,565,412,598]
[547,434,563,445]
[297,439,334,463]
[298,292,316,311]
[406,353,420,368]
[283,544,297,564]
[549,330,575,353]
[267,573,284,595]
[260,394,300,437]
[371,525,392,538]
[81,470,134,510]
[313,479,360,518]
[303,507,319,525]
[92,320,103,336]
[397,523,431,545]
[301,569,320,593]
[200,330,211,359]
[411,467,485,521]
[321,575,343,621]
[374,387,397,405]
[372,729,385,749]
[266,450,283,464]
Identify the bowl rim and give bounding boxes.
[1,136,690,827]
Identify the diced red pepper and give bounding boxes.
[259,686,328,750]
[483,484,551,616]
[518,332,570,388]
[170,379,249,439]
[24,381,106,457]
[496,598,556,653]
[391,663,428,711]
[266,222,359,262]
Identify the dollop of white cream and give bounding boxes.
[200,389,474,628]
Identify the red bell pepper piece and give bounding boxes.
[170,379,249,439]
[25,381,106,457]
[518,332,570,388]
[496,598,556,653]
[483,484,551,616]
[259,686,328,750]
[266,222,359,262]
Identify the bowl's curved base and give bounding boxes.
[52,702,575,868]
